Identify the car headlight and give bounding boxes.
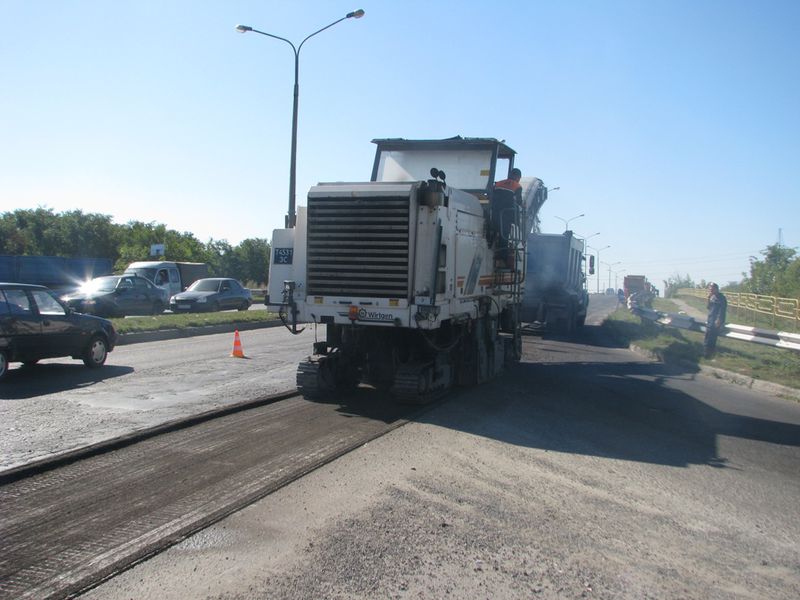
[196,297,207,303]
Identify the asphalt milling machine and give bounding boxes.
[267,137,549,403]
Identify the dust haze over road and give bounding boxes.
[82,295,800,599]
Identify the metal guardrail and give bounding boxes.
[724,324,800,351]
[676,288,800,332]
[630,302,800,352]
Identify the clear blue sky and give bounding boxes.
[2,0,798,291]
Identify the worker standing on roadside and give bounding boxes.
[704,282,727,358]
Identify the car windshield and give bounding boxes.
[126,268,156,281]
[81,277,120,293]
[188,280,220,292]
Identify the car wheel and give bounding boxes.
[238,301,250,311]
[151,301,163,315]
[0,351,8,381]
[210,301,220,313]
[83,336,108,368]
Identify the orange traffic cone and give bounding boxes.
[231,330,246,358]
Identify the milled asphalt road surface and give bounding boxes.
[1,325,307,471]
[79,296,800,599]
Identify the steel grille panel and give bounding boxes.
[307,196,410,298]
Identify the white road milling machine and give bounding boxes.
[267,137,548,403]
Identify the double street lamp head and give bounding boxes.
[236,9,364,35]
[554,212,585,232]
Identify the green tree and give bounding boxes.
[781,259,800,299]
[203,239,237,278]
[742,244,800,298]
[233,238,271,285]
[663,273,695,298]
[114,221,208,271]
[1,208,274,286]
[49,210,120,257]
[0,208,120,259]
[0,213,32,254]
[0,208,57,254]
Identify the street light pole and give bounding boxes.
[575,231,600,244]
[602,261,621,291]
[574,231,600,254]
[554,213,585,232]
[236,9,365,228]
[588,245,610,293]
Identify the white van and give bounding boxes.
[124,261,209,303]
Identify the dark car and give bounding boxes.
[169,278,252,313]
[0,283,117,381]
[61,275,165,317]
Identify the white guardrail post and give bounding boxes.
[723,324,800,352]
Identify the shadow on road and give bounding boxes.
[300,323,799,469]
[417,353,800,468]
[0,364,134,400]
[527,318,684,353]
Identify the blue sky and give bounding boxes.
[2,0,798,291]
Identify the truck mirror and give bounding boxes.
[589,255,595,275]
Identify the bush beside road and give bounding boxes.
[602,299,800,393]
[111,309,277,335]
